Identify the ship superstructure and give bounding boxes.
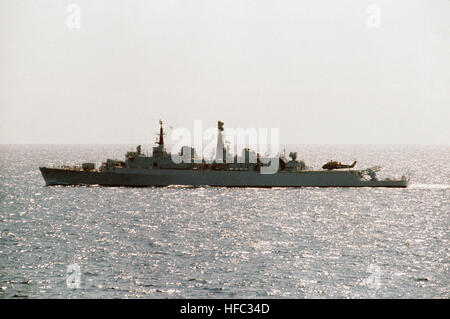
[39,121,409,188]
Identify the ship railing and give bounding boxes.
[52,165,99,172]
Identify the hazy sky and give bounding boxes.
[1,0,449,144]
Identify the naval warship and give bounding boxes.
[39,121,409,188]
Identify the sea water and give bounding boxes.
[0,144,448,298]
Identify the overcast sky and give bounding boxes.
[1,0,449,144]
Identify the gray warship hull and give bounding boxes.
[39,120,410,188]
[39,167,409,188]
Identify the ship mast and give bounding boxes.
[216,121,226,163]
[157,120,164,146]
[153,120,166,157]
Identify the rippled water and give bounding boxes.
[0,145,449,298]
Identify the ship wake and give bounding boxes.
[409,184,450,189]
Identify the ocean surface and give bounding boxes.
[0,144,448,298]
